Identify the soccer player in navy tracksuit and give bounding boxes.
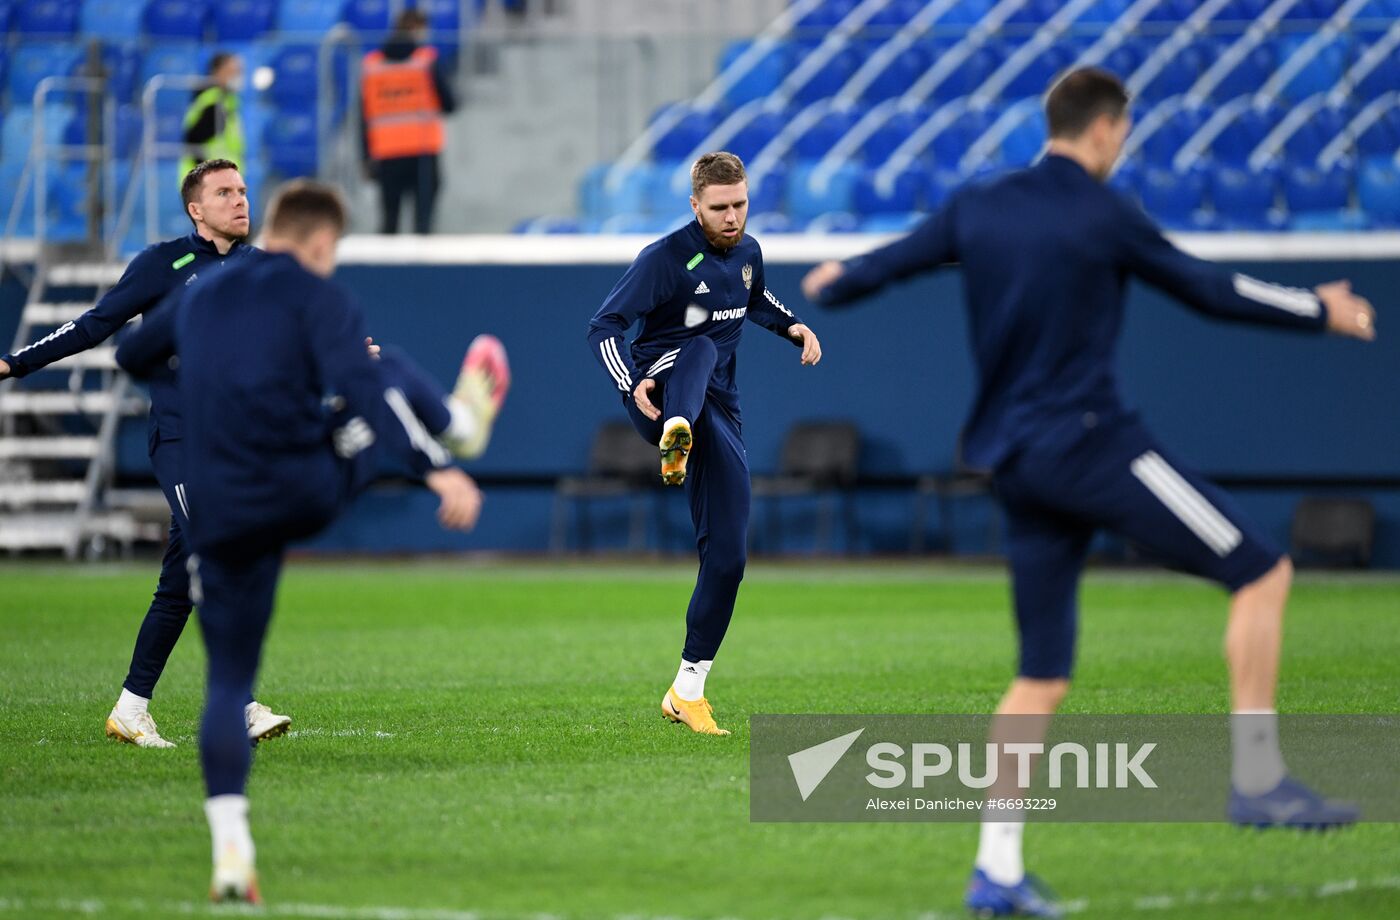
[0,159,293,748]
[118,180,488,903]
[588,152,823,736]
[803,70,1376,917]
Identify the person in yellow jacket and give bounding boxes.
[360,9,457,233]
[181,53,246,179]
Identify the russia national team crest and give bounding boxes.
[742,263,753,290]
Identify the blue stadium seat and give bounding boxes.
[9,44,84,108]
[942,0,995,26]
[1216,0,1270,20]
[1275,35,1348,101]
[719,40,791,108]
[865,0,925,30]
[727,109,787,163]
[0,1,13,32]
[928,107,993,170]
[343,0,393,33]
[1356,106,1400,159]
[651,105,721,161]
[141,43,206,89]
[643,162,688,218]
[860,46,928,103]
[62,103,143,159]
[1137,37,1218,101]
[1140,165,1206,228]
[151,105,184,143]
[1358,0,1400,17]
[1006,0,1059,25]
[746,212,795,234]
[860,106,929,165]
[853,166,923,214]
[214,0,277,42]
[144,0,210,39]
[1283,163,1351,212]
[593,164,648,220]
[1210,42,1276,102]
[929,43,998,100]
[791,46,860,107]
[792,106,862,159]
[277,0,345,34]
[268,44,319,108]
[1140,104,1212,165]
[1282,104,1349,163]
[1288,209,1368,231]
[787,161,860,221]
[1210,103,1282,167]
[1281,0,1335,19]
[1357,160,1400,225]
[1098,37,1149,85]
[68,44,143,107]
[512,216,582,235]
[1,104,74,164]
[804,210,861,234]
[749,164,787,214]
[576,164,608,223]
[1210,166,1279,228]
[1000,110,1047,166]
[794,0,859,34]
[1002,44,1079,101]
[1142,0,1192,20]
[15,0,78,36]
[264,112,317,178]
[859,212,922,233]
[1355,36,1400,98]
[1081,0,1132,23]
[81,0,144,38]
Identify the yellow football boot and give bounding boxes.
[662,685,729,735]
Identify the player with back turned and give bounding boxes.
[0,159,292,748]
[587,152,823,735]
[117,180,495,903]
[803,68,1376,917]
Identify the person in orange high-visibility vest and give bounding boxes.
[360,9,457,233]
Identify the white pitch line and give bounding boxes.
[4,877,1400,919]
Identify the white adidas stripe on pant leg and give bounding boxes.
[648,349,680,375]
[1130,451,1242,557]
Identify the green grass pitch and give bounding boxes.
[1,560,1397,919]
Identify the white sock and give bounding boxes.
[1231,708,1287,795]
[974,818,1025,886]
[116,688,149,720]
[204,795,255,866]
[673,658,712,700]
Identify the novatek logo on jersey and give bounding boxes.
[711,307,747,322]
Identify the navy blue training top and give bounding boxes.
[814,155,1328,470]
[119,252,447,551]
[1,232,258,444]
[586,219,804,409]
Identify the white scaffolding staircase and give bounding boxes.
[0,254,160,556]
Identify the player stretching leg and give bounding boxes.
[804,69,1375,917]
[0,159,289,747]
[587,152,822,735]
[118,180,489,903]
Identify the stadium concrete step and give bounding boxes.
[0,436,101,459]
[22,302,94,325]
[45,263,127,287]
[45,347,119,371]
[0,391,145,415]
[0,481,87,505]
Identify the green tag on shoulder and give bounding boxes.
[686,252,704,270]
[172,253,195,270]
